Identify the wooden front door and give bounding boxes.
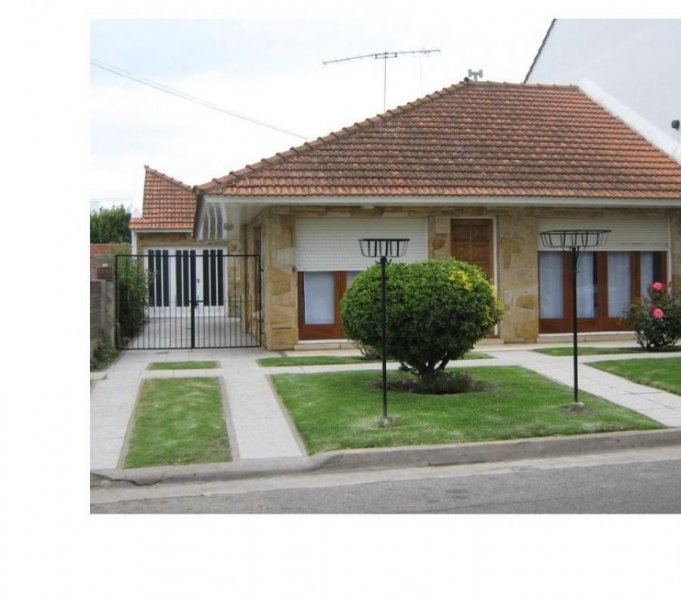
[450,219,494,279]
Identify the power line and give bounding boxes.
[91,59,309,140]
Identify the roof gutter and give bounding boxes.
[203,194,681,209]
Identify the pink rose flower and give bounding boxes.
[651,307,664,320]
[652,282,665,292]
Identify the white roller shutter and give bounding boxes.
[296,218,428,271]
[537,217,668,251]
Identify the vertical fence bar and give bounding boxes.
[116,253,262,350]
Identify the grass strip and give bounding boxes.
[258,352,490,368]
[124,377,230,468]
[147,360,219,370]
[588,357,681,395]
[272,366,661,454]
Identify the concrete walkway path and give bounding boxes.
[91,343,681,471]
[90,347,305,471]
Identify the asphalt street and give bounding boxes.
[91,445,681,513]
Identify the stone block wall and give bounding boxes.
[261,208,298,349]
[672,211,681,290]
[252,204,681,350]
[90,279,115,358]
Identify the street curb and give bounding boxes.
[90,427,681,487]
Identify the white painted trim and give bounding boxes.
[580,78,681,164]
[205,194,681,208]
[668,217,673,284]
[131,228,194,234]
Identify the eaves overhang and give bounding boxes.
[203,195,681,209]
[130,227,195,234]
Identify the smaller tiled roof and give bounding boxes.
[129,166,197,231]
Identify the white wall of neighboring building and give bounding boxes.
[526,19,681,162]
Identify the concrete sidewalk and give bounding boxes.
[90,347,306,471]
[91,342,681,474]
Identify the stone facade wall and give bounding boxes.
[244,204,681,350]
[90,245,128,357]
[261,208,298,349]
[497,208,539,341]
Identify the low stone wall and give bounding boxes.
[90,279,115,358]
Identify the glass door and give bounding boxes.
[539,251,667,334]
[298,271,359,340]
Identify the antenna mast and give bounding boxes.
[323,49,441,112]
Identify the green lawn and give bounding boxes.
[147,360,219,370]
[258,352,490,368]
[589,357,681,395]
[534,347,644,357]
[271,367,661,454]
[124,377,231,468]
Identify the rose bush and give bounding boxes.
[626,282,681,350]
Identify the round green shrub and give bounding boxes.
[341,259,503,383]
[626,282,681,350]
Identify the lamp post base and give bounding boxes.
[569,401,586,412]
[378,416,395,428]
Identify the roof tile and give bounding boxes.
[197,81,681,200]
[129,166,197,231]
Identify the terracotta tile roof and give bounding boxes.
[129,166,197,231]
[198,81,681,199]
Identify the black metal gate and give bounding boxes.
[115,252,261,349]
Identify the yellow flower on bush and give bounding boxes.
[448,268,473,291]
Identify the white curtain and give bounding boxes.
[577,252,596,319]
[539,252,564,319]
[640,252,654,299]
[303,272,335,324]
[607,252,631,318]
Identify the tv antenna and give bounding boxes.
[467,69,484,81]
[323,49,441,112]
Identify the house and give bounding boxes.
[525,19,681,162]
[128,167,258,349]
[130,81,681,351]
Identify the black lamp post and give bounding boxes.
[540,229,611,409]
[358,238,410,426]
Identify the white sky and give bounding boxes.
[90,7,560,212]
